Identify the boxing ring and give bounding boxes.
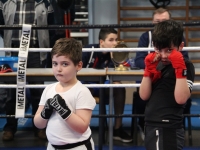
[0,22,200,150]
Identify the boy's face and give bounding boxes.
[52,55,82,84]
[154,42,184,65]
[154,47,173,65]
[99,33,118,53]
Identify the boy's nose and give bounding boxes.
[57,65,62,71]
[161,52,168,58]
[113,41,117,46]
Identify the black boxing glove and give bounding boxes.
[50,94,72,120]
[41,98,54,120]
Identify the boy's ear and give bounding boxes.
[99,39,103,47]
[178,42,184,51]
[76,61,83,72]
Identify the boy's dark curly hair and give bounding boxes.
[152,20,183,50]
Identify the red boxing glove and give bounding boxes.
[144,52,161,82]
[168,49,187,78]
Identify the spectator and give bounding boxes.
[82,28,133,143]
[34,38,96,150]
[0,0,54,141]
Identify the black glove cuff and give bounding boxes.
[41,110,50,120]
[41,99,53,120]
[57,107,72,120]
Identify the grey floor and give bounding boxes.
[0,127,199,149]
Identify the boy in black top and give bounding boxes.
[140,20,195,150]
[134,8,190,140]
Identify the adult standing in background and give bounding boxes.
[46,0,75,68]
[0,0,54,141]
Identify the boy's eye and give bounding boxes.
[109,38,117,42]
[154,48,159,52]
[168,49,173,52]
[62,63,68,66]
[52,62,57,66]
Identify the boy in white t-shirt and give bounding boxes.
[34,38,96,150]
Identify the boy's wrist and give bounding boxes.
[61,110,72,120]
[175,68,187,78]
[144,69,152,77]
[144,72,152,77]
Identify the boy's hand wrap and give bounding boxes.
[50,94,72,120]
[144,52,161,83]
[168,50,187,78]
[41,98,54,120]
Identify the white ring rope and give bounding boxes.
[0,47,200,52]
[0,83,199,88]
[0,46,199,89]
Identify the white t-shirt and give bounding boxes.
[39,81,96,145]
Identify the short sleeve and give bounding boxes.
[76,86,96,110]
[39,83,56,105]
[185,60,195,92]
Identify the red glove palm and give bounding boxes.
[144,52,161,83]
[168,50,187,78]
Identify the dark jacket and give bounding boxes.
[135,31,189,69]
[82,44,114,69]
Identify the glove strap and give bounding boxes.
[57,107,72,120]
[41,110,49,120]
[175,68,187,78]
[40,111,49,120]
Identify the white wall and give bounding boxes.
[88,0,117,44]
